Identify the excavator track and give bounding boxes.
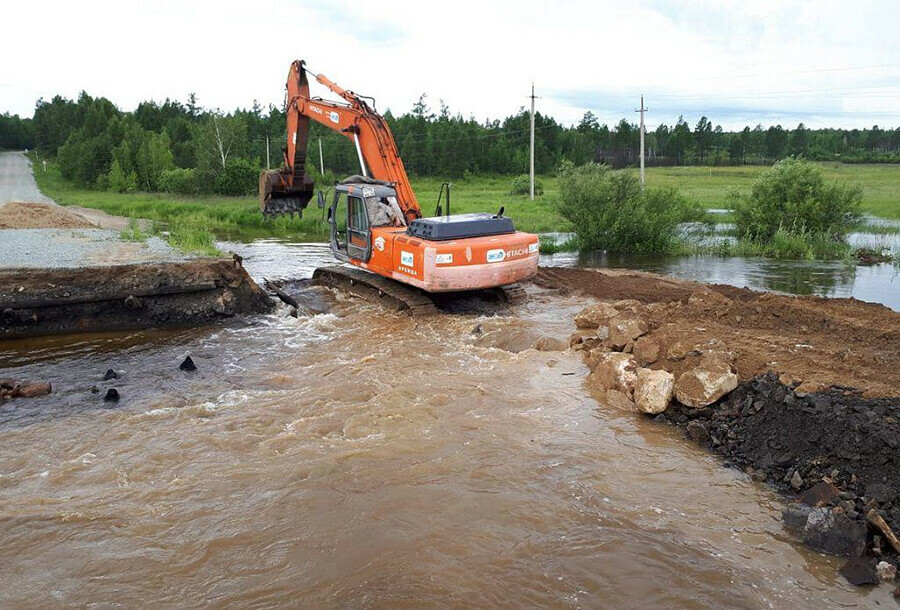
[496,283,528,304]
[312,266,529,315]
[312,266,439,316]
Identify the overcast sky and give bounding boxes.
[1,0,898,130]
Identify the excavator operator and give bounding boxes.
[365,195,406,227]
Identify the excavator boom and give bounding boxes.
[261,60,420,223]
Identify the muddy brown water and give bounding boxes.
[0,241,894,607]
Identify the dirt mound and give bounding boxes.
[539,266,900,397]
[0,202,95,229]
[535,267,750,303]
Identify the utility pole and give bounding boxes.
[318,138,324,175]
[529,83,538,200]
[265,134,270,170]
[635,95,648,189]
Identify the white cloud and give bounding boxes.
[0,0,897,129]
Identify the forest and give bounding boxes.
[1,91,899,197]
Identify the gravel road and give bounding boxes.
[0,151,197,269]
[0,229,194,269]
[0,151,54,205]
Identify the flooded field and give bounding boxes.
[1,240,896,607]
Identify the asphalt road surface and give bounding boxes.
[0,151,54,205]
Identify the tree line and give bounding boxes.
[1,91,898,197]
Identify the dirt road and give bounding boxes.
[0,151,53,205]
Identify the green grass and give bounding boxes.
[34,162,331,243]
[680,229,855,261]
[645,163,900,219]
[164,224,222,256]
[34,163,567,241]
[118,217,148,242]
[538,235,578,254]
[32,159,898,256]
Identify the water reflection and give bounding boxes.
[541,251,900,311]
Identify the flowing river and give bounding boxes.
[0,239,896,607]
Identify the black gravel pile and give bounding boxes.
[660,372,900,540]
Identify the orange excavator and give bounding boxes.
[260,60,538,312]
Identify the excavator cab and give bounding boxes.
[327,178,402,263]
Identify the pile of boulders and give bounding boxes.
[0,379,51,400]
[571,296,738,414]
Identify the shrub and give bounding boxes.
[731,157,862,241]
[510,174,543,196]
[556,162,703,254]
[213,158,258,196]
[159,167,199,195]
[107,159,137,193]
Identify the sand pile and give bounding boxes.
[0,202,96,229]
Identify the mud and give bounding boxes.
[541,266,900,397]
[1,260,273,338]
[0,201,96,229]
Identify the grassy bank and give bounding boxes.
[34,163,567,241]
[33,159,897,254]
[33,162,329,242]
[645,163,900,220]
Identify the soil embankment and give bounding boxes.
[539,266,900,575]
[1,259,273,338]
[537,266,900,396]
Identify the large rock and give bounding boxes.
[799,481,841,507]
[584,346,612,371]
[605,389,636,412]
[782,505,813,531]
[0,379,52,399]
[16,381,52,398]
[607,315,648,351]
[700,349,736,368]
[666,341,702,362]
[613,299,643,313]
[569,327,609,351]
[633,336,661,365]
[633,368,674,414]
[590,352,639,398]
[533,336,568,352]
[574,303,619,329]
[802,507,867,557]
[674,361,738,408]
[840,558,878,586]
[876,561,897,582]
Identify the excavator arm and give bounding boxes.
[261,60,421,224]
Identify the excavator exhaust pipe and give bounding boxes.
[260,169,315,218]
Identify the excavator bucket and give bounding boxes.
[259,168,315,217]
[260,59,316,218]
